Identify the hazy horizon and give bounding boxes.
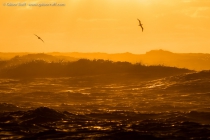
[1,49,210,71]
[1,49,210,54]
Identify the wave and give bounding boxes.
[0,103,20,112]
[20,107,66,124]
[0,106,210,139]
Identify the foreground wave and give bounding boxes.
[0,106,210,140]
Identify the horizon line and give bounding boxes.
[0,50,210,55]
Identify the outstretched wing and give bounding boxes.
[137,19,141,25]
[141,26,143,32]
[40,38,44,43]
[34,34,39,38]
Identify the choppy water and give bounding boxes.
[0,72,210,139]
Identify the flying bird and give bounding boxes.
[137,19,143,32]
[34,34,44,43]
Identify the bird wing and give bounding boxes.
[141,26,143,32]
[137,19,141,24]
[40,38,44,43]
[34,34,39,38]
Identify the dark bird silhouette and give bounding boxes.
[34,34,44,43]
[137,19,143,32]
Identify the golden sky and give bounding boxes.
[0,0,210,53]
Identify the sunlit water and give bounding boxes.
[0,74,210,139]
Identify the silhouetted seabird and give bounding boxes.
[137,19,143,32]
[34,34,44,43]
